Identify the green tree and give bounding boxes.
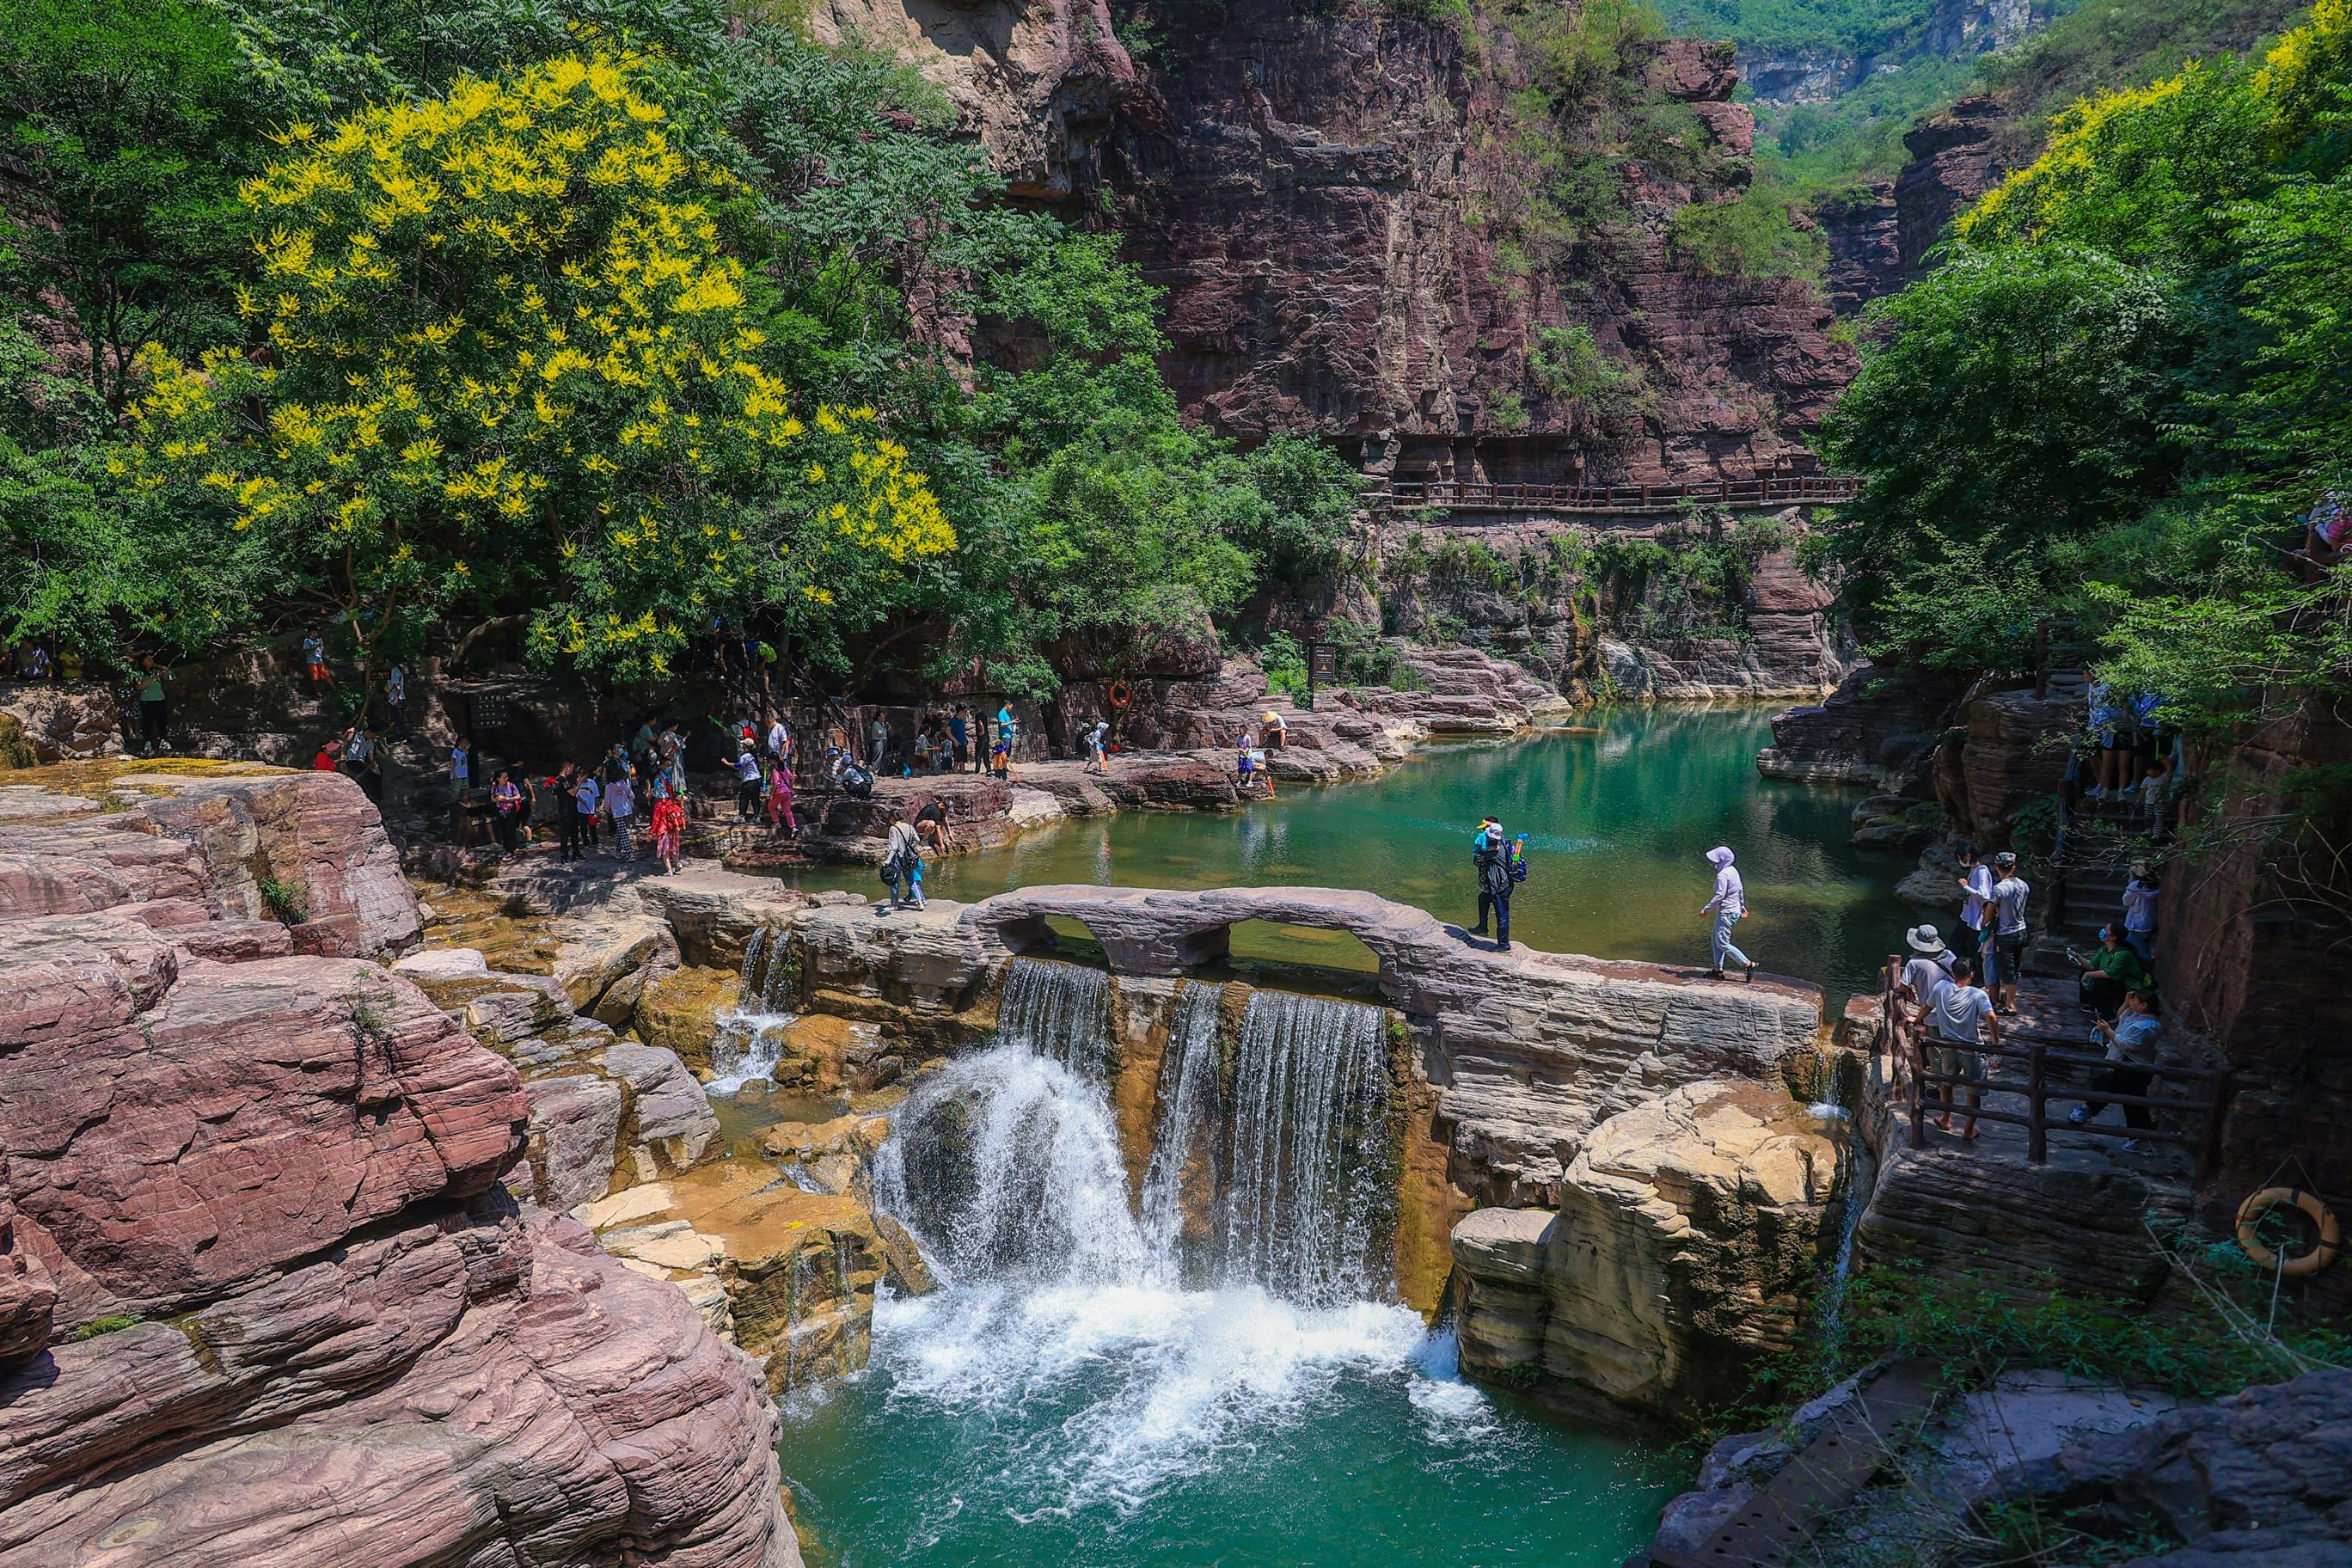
[0,0,260,414]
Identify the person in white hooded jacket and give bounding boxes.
[1701,845,1756,981]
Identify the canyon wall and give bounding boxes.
[0,767,798,1567]
[1102,0,1853,484]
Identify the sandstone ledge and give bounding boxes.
[0,771,798,1567]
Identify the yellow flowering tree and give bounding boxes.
[126,52,951,681]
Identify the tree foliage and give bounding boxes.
[0,0,1360,695]
[1817,0,2352,718]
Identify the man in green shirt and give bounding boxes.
[2075,925,2152,1020]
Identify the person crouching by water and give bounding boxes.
[879,808,926,914]
[1701,845,1757,981]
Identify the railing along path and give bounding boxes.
[1877,959,2232,1178]
[1384,474,1862,514]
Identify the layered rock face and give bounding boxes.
[2159,702,2352,1260]
[1895,94,2012,271]
[1101,0,1851,482]
[0,681,120,764]
[1379,518,1851,698]
[1449,1081,1843,1421]
[0,769,797,1568]
[1757,664,1971,793]
[803,0,1136,202]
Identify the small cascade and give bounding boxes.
[1814,1130,1877,1352]
[707,1012,790,1096]
[872,1044,1155,1288]
[1139,981,1227,1271]
[708,925,797,1096]
[1217,991,1393,1306]
[738,927,768,997]
[992,957,1114,1076]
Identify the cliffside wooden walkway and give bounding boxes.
[1383,474,1862,514]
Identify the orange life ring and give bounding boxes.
[2236,1186,2343,1277]
[1106,680,1132,710]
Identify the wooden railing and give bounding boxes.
[1878,959,2233,1179]
[1384,474,1863,513]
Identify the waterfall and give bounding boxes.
[738,927,767,998]
[1216,990,1393,1307]
[881,965,1393,1308]
[992,957,1113,1075]
[710,924,793,1096]
[862,968,1467,1519]
[1139,981,1226,1271]
[872,1044,1156,1288]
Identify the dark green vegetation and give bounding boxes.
[1467,0,1822,284]
[1817,0,2352,733]
[0,0,1359,695]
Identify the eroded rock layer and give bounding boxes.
[0,767,798,1568]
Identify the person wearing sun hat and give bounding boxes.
[1900,924,1957,1008]
[1262,709,1288,752]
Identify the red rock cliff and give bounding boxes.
[0,767,798,1567]
[1098,0,1853,483]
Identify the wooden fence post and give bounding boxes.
[2027,1042,2048,1163]
[2197,1069,2233,1184]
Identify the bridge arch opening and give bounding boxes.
[1200,919,1383,1002]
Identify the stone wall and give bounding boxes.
[0,768,798,1566]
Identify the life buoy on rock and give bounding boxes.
[1106,680,1132,710]
[2236,1186,2343,1277]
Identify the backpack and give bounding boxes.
[1506,842,1528,884]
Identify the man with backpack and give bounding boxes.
[1468,818,1526,952]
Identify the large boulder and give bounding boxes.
[0,773,796,1565]
[1451,1081,1843,1420]
[0,682,121,764]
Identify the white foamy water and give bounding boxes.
[705,1008,794,1095]
[870,1279,1485,1516]
[864,965,1501,1517]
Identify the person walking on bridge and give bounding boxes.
[1468,818,1522,951]
[1701,845,1757,982]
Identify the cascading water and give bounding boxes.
[844,964,1511,1534]
[990,956,1114,1075]
[1218,990,1393,1305]
[707,925,795,1096]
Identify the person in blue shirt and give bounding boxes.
[2071,988,2165,1149]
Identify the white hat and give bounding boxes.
[1905,925,1947,954]
[1706,846,1735,867]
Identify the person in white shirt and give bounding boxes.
[1700,845,1755,981]
[573,773,602,854]
[1988,852,2032,1014]
[765,714,788,762]
[2120,861,2159,966]
[870,714,892,775]
[1923,957,2002,1140]
[734,746,763,821]
[1086,718,1111,775]
[1954,842,1997,989]
[605,770,636,861]
[1899,924,1957,1007]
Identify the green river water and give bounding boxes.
[769,704,1904,1567]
